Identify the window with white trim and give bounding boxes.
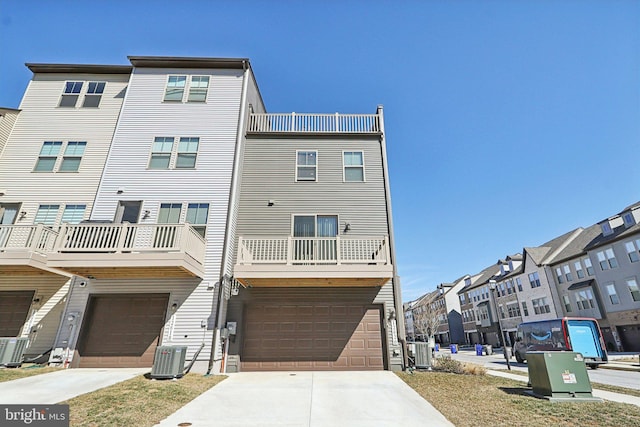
[148,137,199,170]
[59,81,83,107]
[563,265,573,282]
[82,82,106,107]
[625,239,640,263]
[186,203,209,238]
[59,141,87,172]
[343,151,364,182]
[584,257,594,276]
[521,301,529,316]
[562,295,572,313]
[532,297,551,314]
[622,212,636,227]
[61,204,86,224]
[606,283,620,305]
[575,289,595,310]
[187,76,210,102]
[556,267,564,284]
[516,277,523,292]
[164,76,187,101]
[528,271,541,288]
[158,203,182,224]
[34,141,62,172]
[296,151,317,181]
[597,248,618,270]
[627,277,640,302]
[601,222,613,236]
[34,205,60,226]
[575,261,585,279]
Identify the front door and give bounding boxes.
[0,203,21,247]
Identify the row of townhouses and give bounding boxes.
[0,56,405,373]
[405,203,640,353]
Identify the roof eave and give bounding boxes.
[26,63,132,74]
[128,56,249,69]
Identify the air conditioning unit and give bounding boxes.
[0,337,30,367]
[151,346,187,379]
[413,342,431,368]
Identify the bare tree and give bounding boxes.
[412,291,446,343]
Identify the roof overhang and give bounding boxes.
[26,63,132,74]
[567,279,595,291]
[128,56,249,69]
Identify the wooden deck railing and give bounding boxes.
[0,224,59,254]
[54,223,206,262]
[237,235,390,266]
[247,113,381,134]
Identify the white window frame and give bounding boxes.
[597,247,618,270]
[627,277,640,302]
[574,261,585,279]
[34,141,86,173]
[59,81,84,107]
[584,257,594,276]
[34,141,63,172]
[34,204,60,226]
[61,204,87,224]
[622,212,636,227]
[187,76,210,102]
[528,271,541,288]
[555,267,564,284]
[164,75,210,103]
[563,265,573,282]
[342,150,365,182]
[59,141,87,172]
[562,295,572,313]
[164,75,187,102]
[296,150,317,182]
[82,81,106,108]
[148,137,199,170]
[606,283,620,305]
[625,239,640,263]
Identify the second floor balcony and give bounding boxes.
[46,222,206,279]
[234,235,393,287]
[0,224,64,276]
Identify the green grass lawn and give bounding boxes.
[398,371,640,427]
[0,365,61,382]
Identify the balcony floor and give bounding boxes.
[0,250,71,277]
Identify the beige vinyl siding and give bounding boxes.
[0,73,129,222]
[79,67,244,370]
[236,136,389,246]
[0,109,19,155]
[0,276,70,356]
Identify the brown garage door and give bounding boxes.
[241,303,384,371]
[618,324,640,352]
[0,291,34,337]
[77,293,169,368]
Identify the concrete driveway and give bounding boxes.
[157,371,453,427]
[0,368,148,404]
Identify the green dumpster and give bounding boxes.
[526,351,602,402]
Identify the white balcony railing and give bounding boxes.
[247,113,381,134]
[0,224,59,254]
[237,236,390,266]
[54,223,206,262]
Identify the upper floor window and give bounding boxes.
[186,203,209,238]
[149,137,199,170]
[34,141,62,172]
[623,212,636,227]
[296,151,317,181]
[158,203,182,223]
[59,81,83,107]
[176,138,199,168]
[59,142,87,172]
[625,239,640,263]
[516,277,523,292]
[563,265,573,282]
[34,204,60,226]
[521,301,529,316]
[574,261,585,279]
[164,76,187,101]
[532,297,551,314]
[528,271,541,288]
[562,295,572,313]
[61,204,86,224]
[597,248,618,270]
[343,151,364,182]
[188,76,210,102]
[606,283,620,305]
[575,289,595,310]
[601,222,613,236]
[82,82,106,107]
[555,267,564,284]
[627,277,640,302]
[584,257,594,276]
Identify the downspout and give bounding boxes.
[377,105,407,369]
[206,60,250,375]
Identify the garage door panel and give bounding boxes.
[0,291,34,337]
[77,294,169,368]
[242,304,383,371]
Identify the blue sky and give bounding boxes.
[1,1,638,301]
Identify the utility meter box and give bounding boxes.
[526,351,602,402]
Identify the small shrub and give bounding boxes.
[433,356,464,374]
[462,363,486,376]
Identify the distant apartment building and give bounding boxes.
[0,56,404,372]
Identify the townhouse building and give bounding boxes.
[491,254,523,345]
[0,63,131,360]
[459,264,501,346]
[0,107,20,155]
[1,55,404,373]
[434,276,466,345]
[584,203,640,351]
[227,106,404,371]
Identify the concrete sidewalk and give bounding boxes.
[487,370,640,407]
[0,368,148,404]
[157,371,454,427]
